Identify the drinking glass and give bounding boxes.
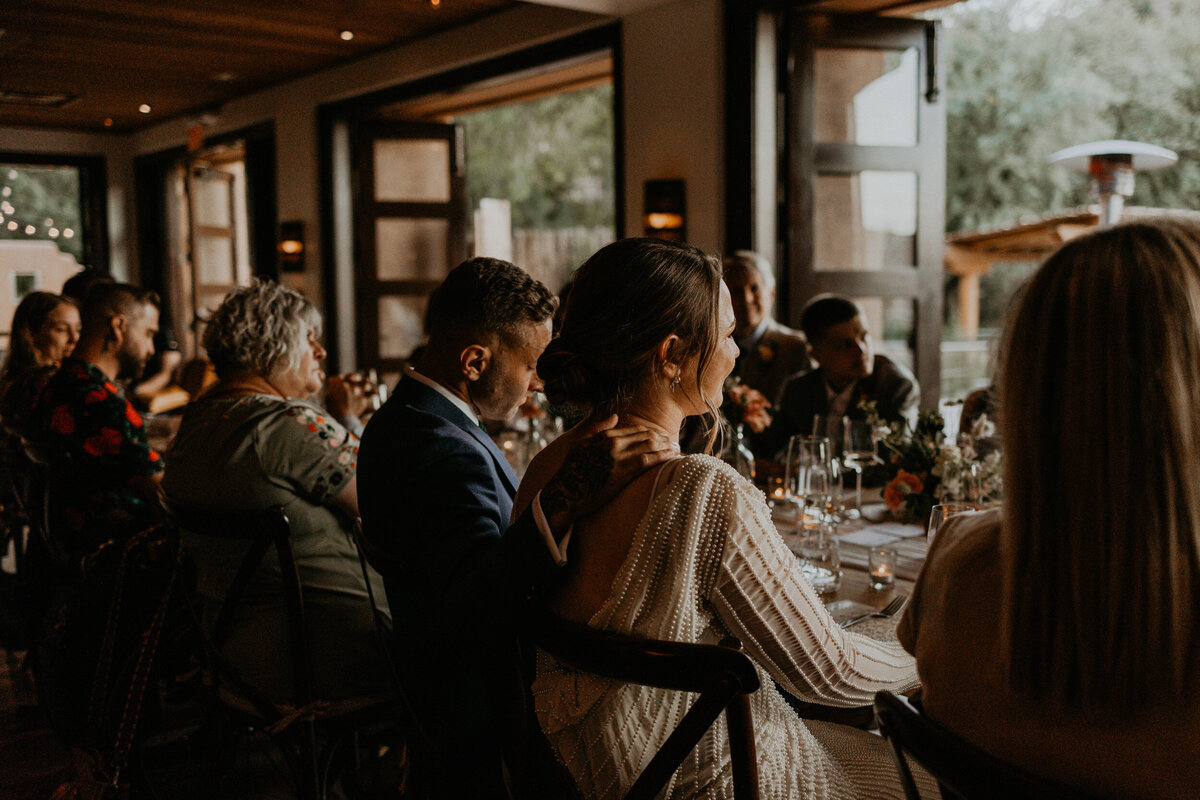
[925,502,976,544]
[785,435,833,522]
[791,519,842,595]
[868,547,898,589]
[841,418,882,519]
[811,415,847,519]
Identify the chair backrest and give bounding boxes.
[874,691,1103,800]
[532,612,761,800]
[163,498,313,716]
[20,438,77,572]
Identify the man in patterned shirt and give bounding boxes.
[36,282,163,556]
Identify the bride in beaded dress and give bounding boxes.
[514,238,928,800]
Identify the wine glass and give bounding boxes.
[785,435,833,528]
[842,418,882,519]
[926,502,976,544]
[811,415,847,519]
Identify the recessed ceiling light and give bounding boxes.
[430,0,441,6]
[340,30,354,41]
[138,104,151,114]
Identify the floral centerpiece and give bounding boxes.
[720,377,772,481]
[721,377,773,433]
[861,400,1002,523]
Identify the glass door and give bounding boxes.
[786,12,945,404]
[354,120,466,387]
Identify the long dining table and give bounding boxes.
[772,499,928,725]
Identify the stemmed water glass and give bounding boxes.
[925,502,976,544]
[811,415,846,519]
[785,434,833,530]
[841,418,882,519]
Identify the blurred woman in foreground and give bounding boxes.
[898,218,1200,798]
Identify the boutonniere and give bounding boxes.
[756,342,775,364]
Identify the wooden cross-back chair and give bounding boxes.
[20,438,77,574]
[874,691,1103,800]
[163,498,403,800]
[530,611,762,800]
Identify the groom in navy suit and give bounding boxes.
[359,258,671,798]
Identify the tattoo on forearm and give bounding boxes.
[542,436,615,519]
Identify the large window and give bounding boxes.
[0,154,106,348]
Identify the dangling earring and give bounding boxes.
[669,375,681,393]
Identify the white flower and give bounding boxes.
[971,413,996,440]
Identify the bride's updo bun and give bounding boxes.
[539,237,722,424]
[538,335,606,413]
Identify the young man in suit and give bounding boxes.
[723,250,811,405]
[754,294,919,459]
[357,258,671,798]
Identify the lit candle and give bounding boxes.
[868,547,898,589]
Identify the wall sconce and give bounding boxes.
[643,179,686,242]
[278,220,305,272]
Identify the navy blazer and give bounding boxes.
[357,374,559,796]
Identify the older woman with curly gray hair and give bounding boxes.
[163,279,390,702]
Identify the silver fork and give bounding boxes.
[839,594,908,629]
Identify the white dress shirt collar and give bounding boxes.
[406,366,480,427]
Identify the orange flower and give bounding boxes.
[883,469,924,510]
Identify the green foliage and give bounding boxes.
[936,0,1200,233]
[0,164,84,262]
[459,85,615,230]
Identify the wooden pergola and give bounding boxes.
[945,207,1200,338]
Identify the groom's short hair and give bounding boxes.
[800,294,862,345]
[425,257,556,348]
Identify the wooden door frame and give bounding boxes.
[353,119,467,375]
[784,11,945,407]
[134,121,276,335]
[317,24,622,374]
[725,3,947,406]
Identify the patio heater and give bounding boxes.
[1049,139,1178,226]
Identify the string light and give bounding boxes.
[0,169,82,248]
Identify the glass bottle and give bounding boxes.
[723,423,757,482]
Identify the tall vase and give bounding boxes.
[723,423,757,482]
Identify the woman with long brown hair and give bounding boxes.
[0,291,80,431]
[516,238,923,800]
[898,217,1200,798]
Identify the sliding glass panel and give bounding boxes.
[814,46,919,146]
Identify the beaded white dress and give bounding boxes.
[532,455,920,800]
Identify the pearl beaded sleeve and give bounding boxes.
[703,462,918,705]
